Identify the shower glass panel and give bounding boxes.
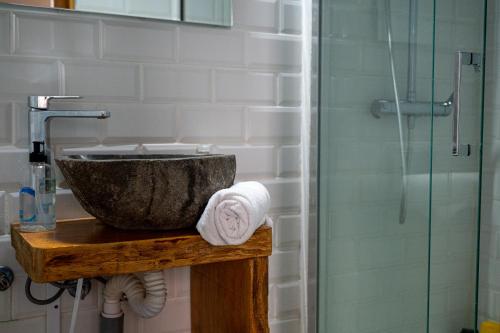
[428,2,485,332]
[317,0,487,332]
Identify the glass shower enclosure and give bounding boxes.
[317,0,487,332]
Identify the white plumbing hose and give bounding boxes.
[69,278,84,333]
[103,271,166,319]
[385,0,408,224]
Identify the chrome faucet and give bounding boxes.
[28,96,111,163]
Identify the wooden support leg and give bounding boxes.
[191,257,269,333]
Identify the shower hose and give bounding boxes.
[384,0,409,224]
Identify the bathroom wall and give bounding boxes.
[0,1,305,332]
[319,0,483,332]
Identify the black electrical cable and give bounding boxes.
[25,277,106,305]
[50,280,78,289]
[25,277,65,305]
[93,276,108,284]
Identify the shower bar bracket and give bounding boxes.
[371,99,452,118]
[460,51,481,72]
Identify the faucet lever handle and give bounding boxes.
[28,96,82,110]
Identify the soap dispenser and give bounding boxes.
[19,141,56,232]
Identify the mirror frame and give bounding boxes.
[0,0,234,27]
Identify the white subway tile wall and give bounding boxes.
[0,103,11,145]
[65,61,140,100]
[102,21,177,62]
[0,12,10,55]
[0,0,304,332]
[0,58,59,97]
[15,14,99,58]
[215,70,276,104]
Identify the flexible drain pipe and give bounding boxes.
[101,271,167,333]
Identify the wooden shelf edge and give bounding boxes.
[11,218,272,283]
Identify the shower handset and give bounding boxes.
[452,50,481,157]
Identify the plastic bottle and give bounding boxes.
[481,321,500,333]
[19,142,56,232]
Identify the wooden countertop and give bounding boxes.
[11,218,272,283]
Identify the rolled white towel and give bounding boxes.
[197,181,271,245]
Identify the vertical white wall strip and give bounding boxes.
[300,0,313,331]
[69,278,84,333]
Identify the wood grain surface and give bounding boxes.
[191,257,270,333]
[11,218,272,283]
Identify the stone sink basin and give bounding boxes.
[56,154,236,231]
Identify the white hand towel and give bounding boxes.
[197,181,271,245]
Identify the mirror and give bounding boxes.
[0,0,233,27]
[183,0,232,26]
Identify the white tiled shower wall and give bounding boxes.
[0,1,305,332]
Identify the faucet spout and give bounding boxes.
[39,110,111,120]
[29,110,111,150]
[27,96,111,163]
